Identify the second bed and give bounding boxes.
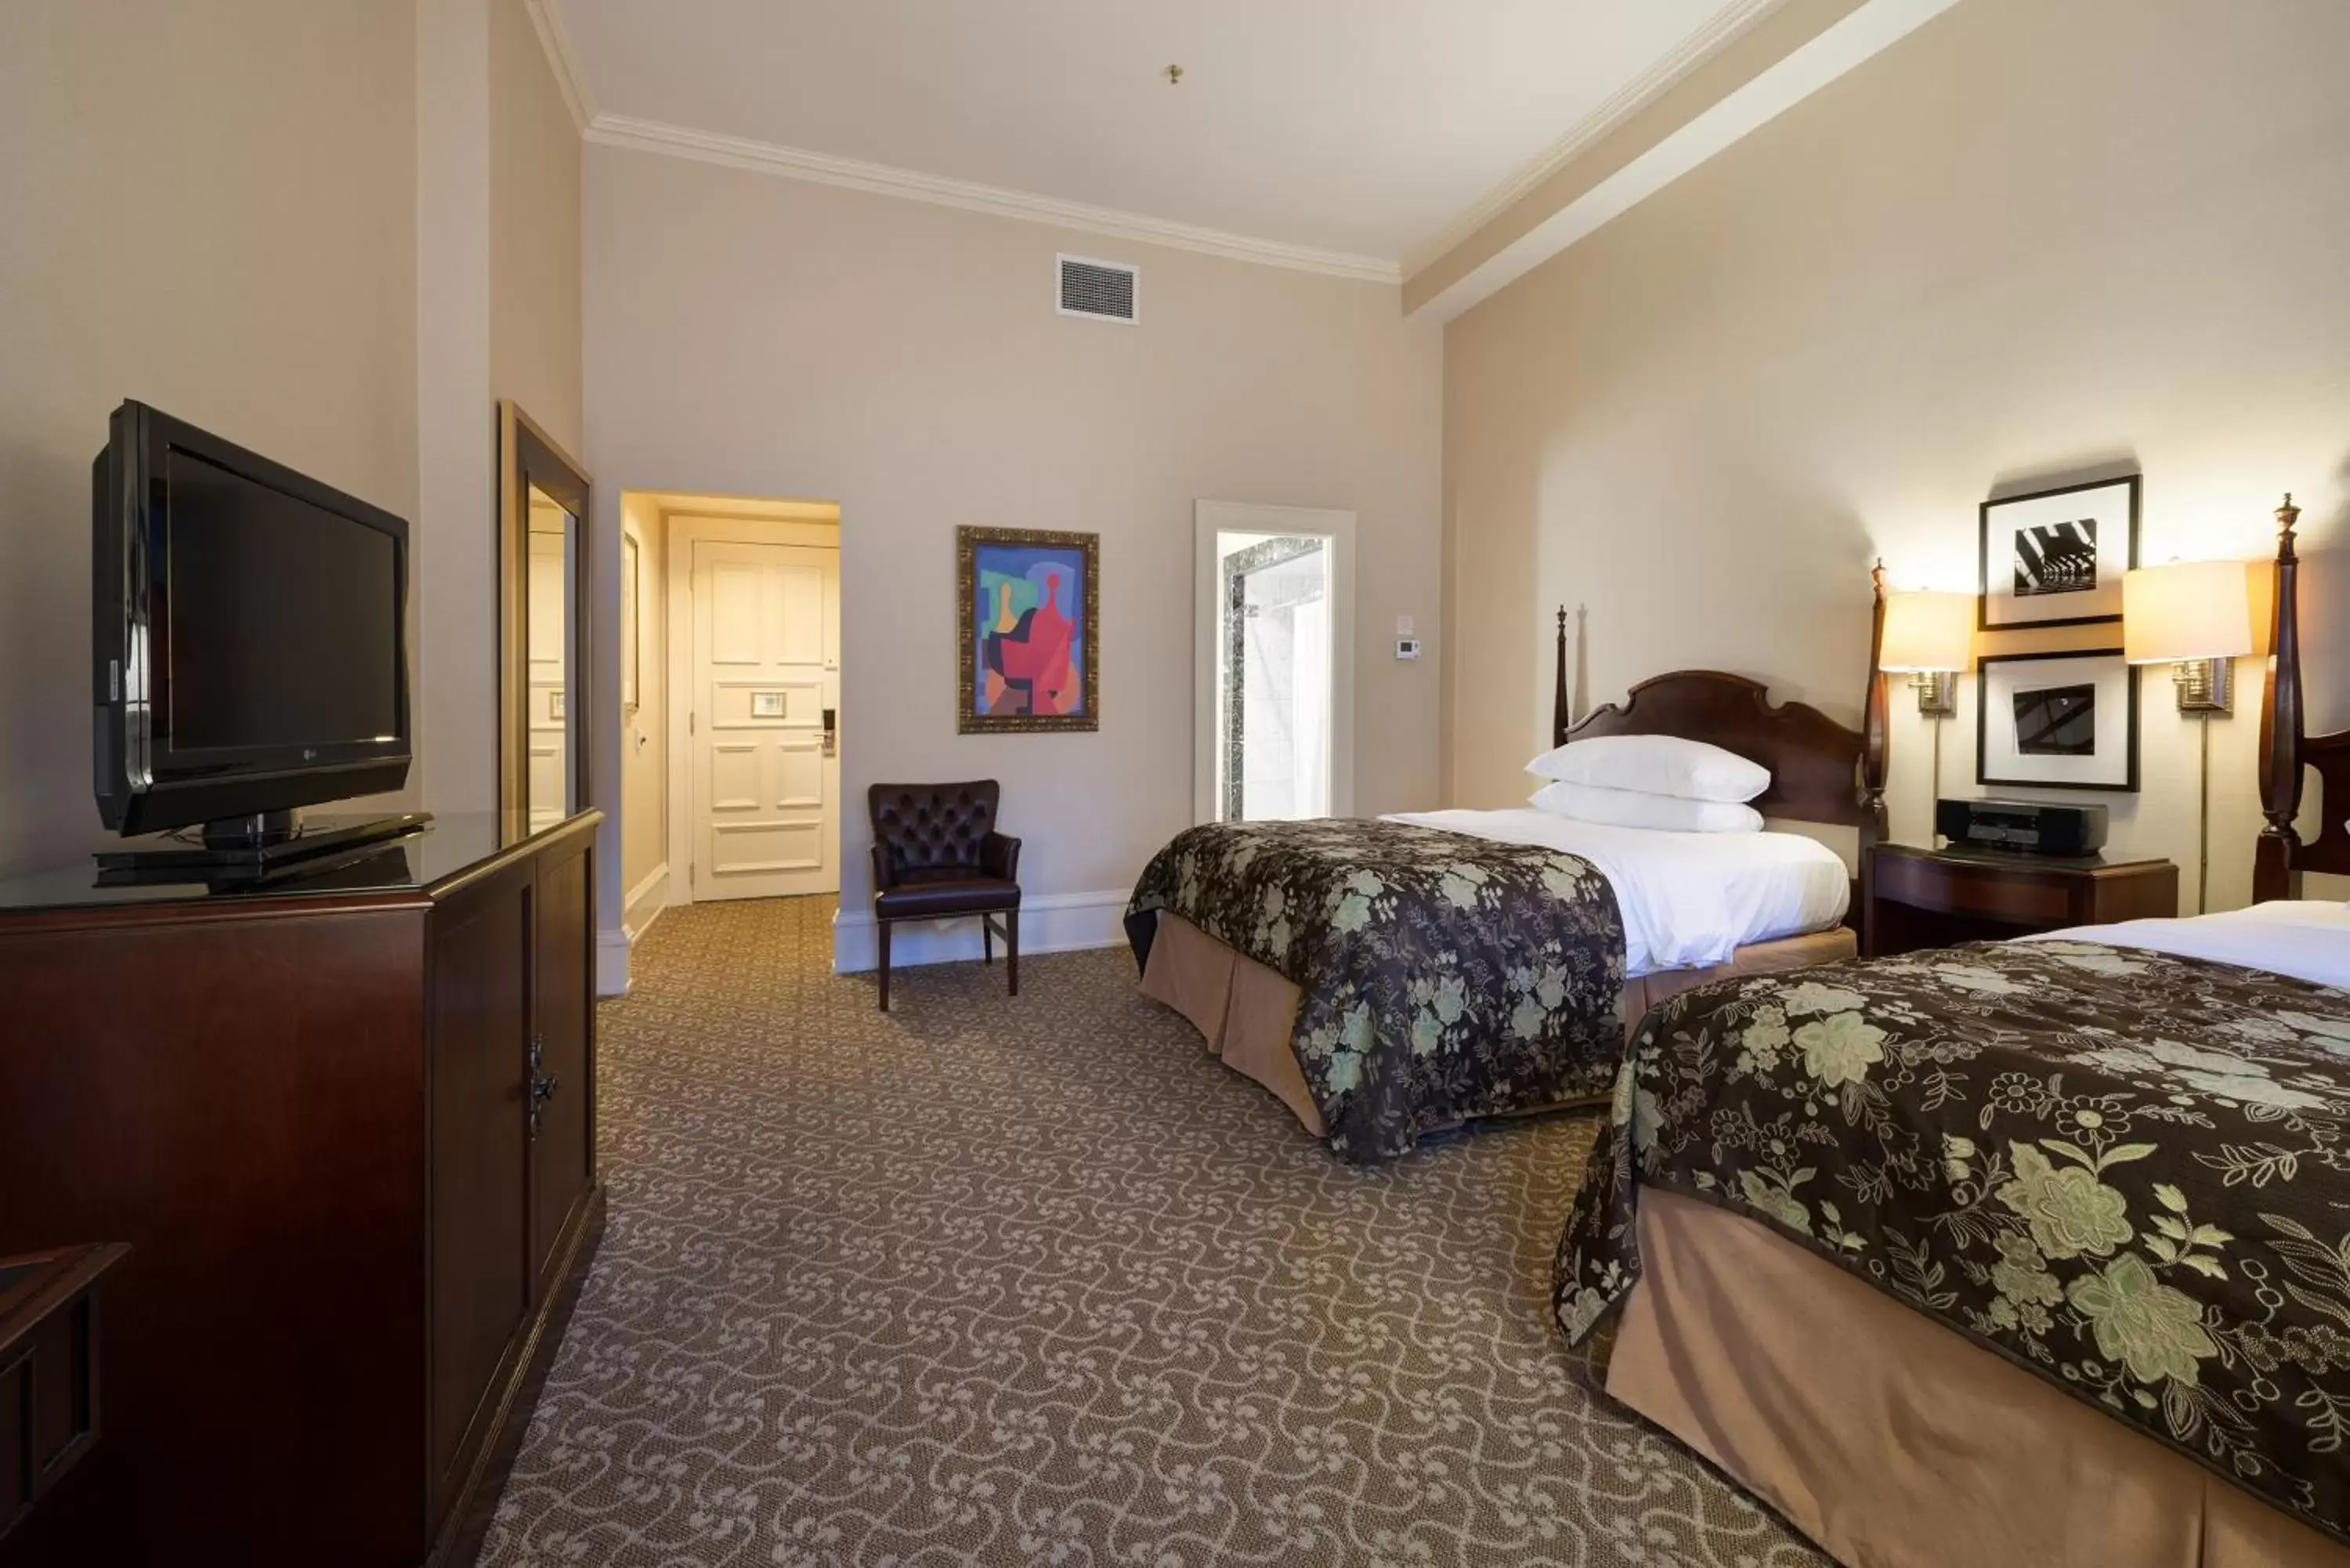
[1128,599,1893,1160]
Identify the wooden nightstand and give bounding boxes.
[1863,842,2179,958]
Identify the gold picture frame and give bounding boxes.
[496,399,593,819]
[956,525,1100,734]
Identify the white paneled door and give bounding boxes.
[689,539,841,899]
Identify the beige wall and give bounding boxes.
[490,0,584,460]
[584,146,1444,941]
[0,0,419,873]
[1443,0,2350,912]
[416,0,496,811]
[421,0,583,816]
[619,493,669,924]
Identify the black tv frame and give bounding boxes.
[92,400,414,841]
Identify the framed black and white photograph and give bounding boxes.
[1978,475,2140,630]
[1976,649,2138,792]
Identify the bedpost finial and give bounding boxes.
[2279,493,2300,537]
[1557,604,1567,631]
[1871,557,1887,598]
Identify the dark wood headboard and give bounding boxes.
[2256,495,2348,898]
[1550,568,1889,844]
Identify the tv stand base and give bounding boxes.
[94,812,433,876]
[201,808,303,849]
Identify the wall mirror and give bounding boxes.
[499,402,592,829]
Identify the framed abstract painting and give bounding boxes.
[957,526,1099,733]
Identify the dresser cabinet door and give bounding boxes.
[527,834,595,1300]
[426,859,534,1516]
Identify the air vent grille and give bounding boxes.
[1058,255,1137,323]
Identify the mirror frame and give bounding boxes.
[497,400,594,823]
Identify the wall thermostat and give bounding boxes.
[1395,637,1422,661]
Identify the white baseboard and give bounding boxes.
[624,862,669,941]
[597,863,674,999]
[832,888,1132,974]
[595,930,631,997]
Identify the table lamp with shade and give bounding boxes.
[2123,557,2256,911]
[1877,590,1975,822]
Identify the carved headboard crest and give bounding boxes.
[1549,569,1889,841]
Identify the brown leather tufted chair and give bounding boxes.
[866,781,1022,1011]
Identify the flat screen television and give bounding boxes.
[92,401,413,845]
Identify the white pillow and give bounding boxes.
[1529,779,1765,834]
[1526,733,1770,804]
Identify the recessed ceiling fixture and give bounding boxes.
[1164,64,1184,86]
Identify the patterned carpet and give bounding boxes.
[479,898,1826,1568]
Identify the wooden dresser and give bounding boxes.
[0,812,603,1568]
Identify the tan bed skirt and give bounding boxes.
[1135,910,1856,1139]
[1610,1189,2350,1568]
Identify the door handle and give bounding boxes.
[526,1035,559,1140]
[821,706,837,758]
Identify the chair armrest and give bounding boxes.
[982,832,1021,882]
[870,842,897,893]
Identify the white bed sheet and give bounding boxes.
[2026,900,2350,992]
[1383,807,1851,977]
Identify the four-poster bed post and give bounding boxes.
[2255,493,2350,902]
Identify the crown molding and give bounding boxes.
[1411,0,1964,322]
[580,114,1402,284]
[522,0,595,133]
[526,2,1393,280]
[1404,0,1786,275]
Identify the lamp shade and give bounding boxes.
[1878,591,1974,672]
[2123,560,2254,663]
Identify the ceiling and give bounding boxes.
[545,0,1766,273]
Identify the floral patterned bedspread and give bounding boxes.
[1553,938,2350,1545]
[1126,818,1625,1162]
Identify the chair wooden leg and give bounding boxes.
[877,919,892,1012]
[983,917,994,966]
[1005,909,1019,997]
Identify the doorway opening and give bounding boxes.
[1192,502,1355,824]
[616,491,842,951]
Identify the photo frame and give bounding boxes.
[1978,475,2140,630]
[1976,649,2138,792]
[620,531,641,714]
[957,526,1099,734]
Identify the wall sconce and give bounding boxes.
[2123,557,2256,912]
[1878,590,1974,833]
[1878,591,1973,717]
[2122,558,2255,714]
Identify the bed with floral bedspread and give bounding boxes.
[1126,818,1626,1162]
[1554,936,2350,1545]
